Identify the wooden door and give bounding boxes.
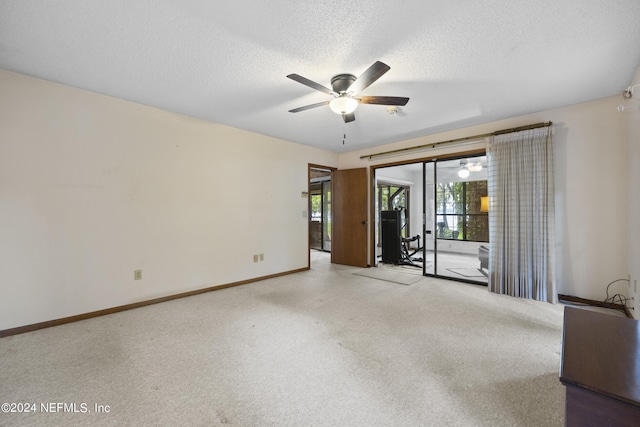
[331,168,368,267]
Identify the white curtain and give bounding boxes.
[487,126,556,303]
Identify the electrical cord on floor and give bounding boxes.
[604,278,634,311]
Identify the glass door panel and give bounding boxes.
[322,180,331,252]
[373,164,423,268]
[434,157,488,284]
[423,162,435,275]
[310,178,332,252]
[310,184,323,250]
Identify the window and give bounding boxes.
[436,180,488,242]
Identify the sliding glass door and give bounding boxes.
[372,155,488,285]
[423,162,435,275]
[423,155,489,284]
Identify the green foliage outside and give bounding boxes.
[436,181,488,242]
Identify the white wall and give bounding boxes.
[340,96,628,301]
[0,71,338,331]
[626,68,640,317]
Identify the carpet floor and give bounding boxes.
[352,268,424,285]
[0,252,567,426]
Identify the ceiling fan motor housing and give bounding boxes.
[331,74,356,94]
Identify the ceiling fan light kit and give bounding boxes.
[458,168,471,178]
[287,61,409,123]
[467,162,483,172]
[329,95,359,115]
[458,159,483,177]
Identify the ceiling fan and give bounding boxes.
[287,61,409,123]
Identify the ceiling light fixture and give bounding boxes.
[467,162,483,172]
[458,168,470,178]
[329,95,358,115]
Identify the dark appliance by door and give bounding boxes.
[381,210,402,264]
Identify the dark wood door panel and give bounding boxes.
[331,168,368,267]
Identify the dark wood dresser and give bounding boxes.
[560,306,640,426]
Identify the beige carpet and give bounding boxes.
[353,267,424,285]
[446,267,486,278]
[0,252,567,426]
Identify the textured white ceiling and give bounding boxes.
[2,0,640,153]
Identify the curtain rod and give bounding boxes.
[360,121,553,160]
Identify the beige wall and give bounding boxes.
[0,70,338,331]
[1,66,635,331]
[339,95,629,302]
[626,67,640,317]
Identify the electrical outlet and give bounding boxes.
[134,269,142,280]
[253,255,259,263]
[259,253,264,261]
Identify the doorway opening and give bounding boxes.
[308,165,335,269]
[373,153,489,285]
[375,176,422,268]
[309,168,332,252]
[308,164,368,269]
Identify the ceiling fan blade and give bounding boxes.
[359,96,409,106]
[288,100,330,113]
[347,61,391,94]
[287,74,336,96]
[342,112,355,123]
